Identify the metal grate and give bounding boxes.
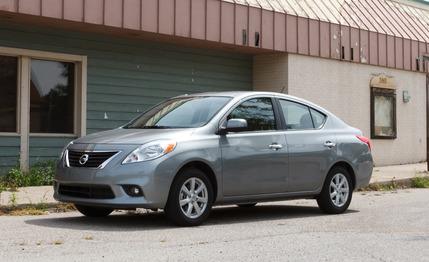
[67,151,118,168]
[58,184,115,199]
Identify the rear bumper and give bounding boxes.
[354,160,374,189]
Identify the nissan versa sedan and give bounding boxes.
[54,91,373,226]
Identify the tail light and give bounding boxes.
[356,135,371,151]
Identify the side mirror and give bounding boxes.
[219,119,248,135]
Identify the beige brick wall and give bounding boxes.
[253,53,427,166]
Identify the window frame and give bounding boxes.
[219,96,282,134]
[275,98,327,131]
[0,46,87,137]
[309,108,328,129]
[370,87,397,139]
[0,46,87,171]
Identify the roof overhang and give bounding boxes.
[0,0,428,72]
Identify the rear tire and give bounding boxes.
[165,168,214,227]
[317,166,353,214]
[237,203,257,208]
[75,204,114,217]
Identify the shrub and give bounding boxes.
[0,160,56,189]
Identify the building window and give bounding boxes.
[0,46,86,138]
[371,87,396,139]
[0,55,18,133]
[30,59,75,134]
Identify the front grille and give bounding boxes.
[58,184,115,199]
[67,150,118,168]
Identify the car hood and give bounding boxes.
[73,128,195,145]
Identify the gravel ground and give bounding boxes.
[0,189,428,262]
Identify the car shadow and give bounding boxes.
[25,205,359,232]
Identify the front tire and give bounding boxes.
[75,204,114,217]
[317,166,353,214]
[165,168,214,227]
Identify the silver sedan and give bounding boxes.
[55,92,373,226]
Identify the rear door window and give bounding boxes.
[279,100,313,130]
[279,100,326,130]
[310,108,327,129]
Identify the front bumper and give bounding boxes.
[53,183,160,209]
[54,143,177,209]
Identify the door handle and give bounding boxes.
[269,143,283,150]
[324,141,336,148]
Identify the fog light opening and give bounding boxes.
[122,185,144,197]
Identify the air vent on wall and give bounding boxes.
[255,32,260,47]
[242,29,247,46]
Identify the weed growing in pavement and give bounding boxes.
[411,177,429,188]
[83,235,94,240]
[8,192,17,207]
[52,240,64,245]
[359,179,401,191]
[0,203,75,216]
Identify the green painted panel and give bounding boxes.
[0,20,252,164]
[29,137,73,165]
[0,156,19,168]
[0,147,20,157]
[0,137,20,174]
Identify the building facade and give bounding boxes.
[0,0,428,174]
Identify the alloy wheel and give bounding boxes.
[329,173,350,207]
[179,177,208,219]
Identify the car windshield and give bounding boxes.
[124,96,231,129]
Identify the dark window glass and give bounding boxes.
[371,88,396,139]
[30,59,75,133]
[228,98,276,131]
[0,56,18,132]
[310,108,326,129]
[126,96,231,129]
[279,100,314,130]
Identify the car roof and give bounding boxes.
[176,91,294,100]
[175,91,328,114]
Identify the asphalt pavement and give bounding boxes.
[0,189,428,262]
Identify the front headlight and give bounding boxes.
[122,140,177,164]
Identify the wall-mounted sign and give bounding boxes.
[370,74,396,89]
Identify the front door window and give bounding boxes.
[228,97,276,131]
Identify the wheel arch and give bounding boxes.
[173,160,219,202]
[328,161,357,190]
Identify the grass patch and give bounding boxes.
[360,176,429,191]
[359,179,403,191]
[411,177,429,188]
[0,160,56,190]
[0,184,6,193]
[0,203,75,216]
